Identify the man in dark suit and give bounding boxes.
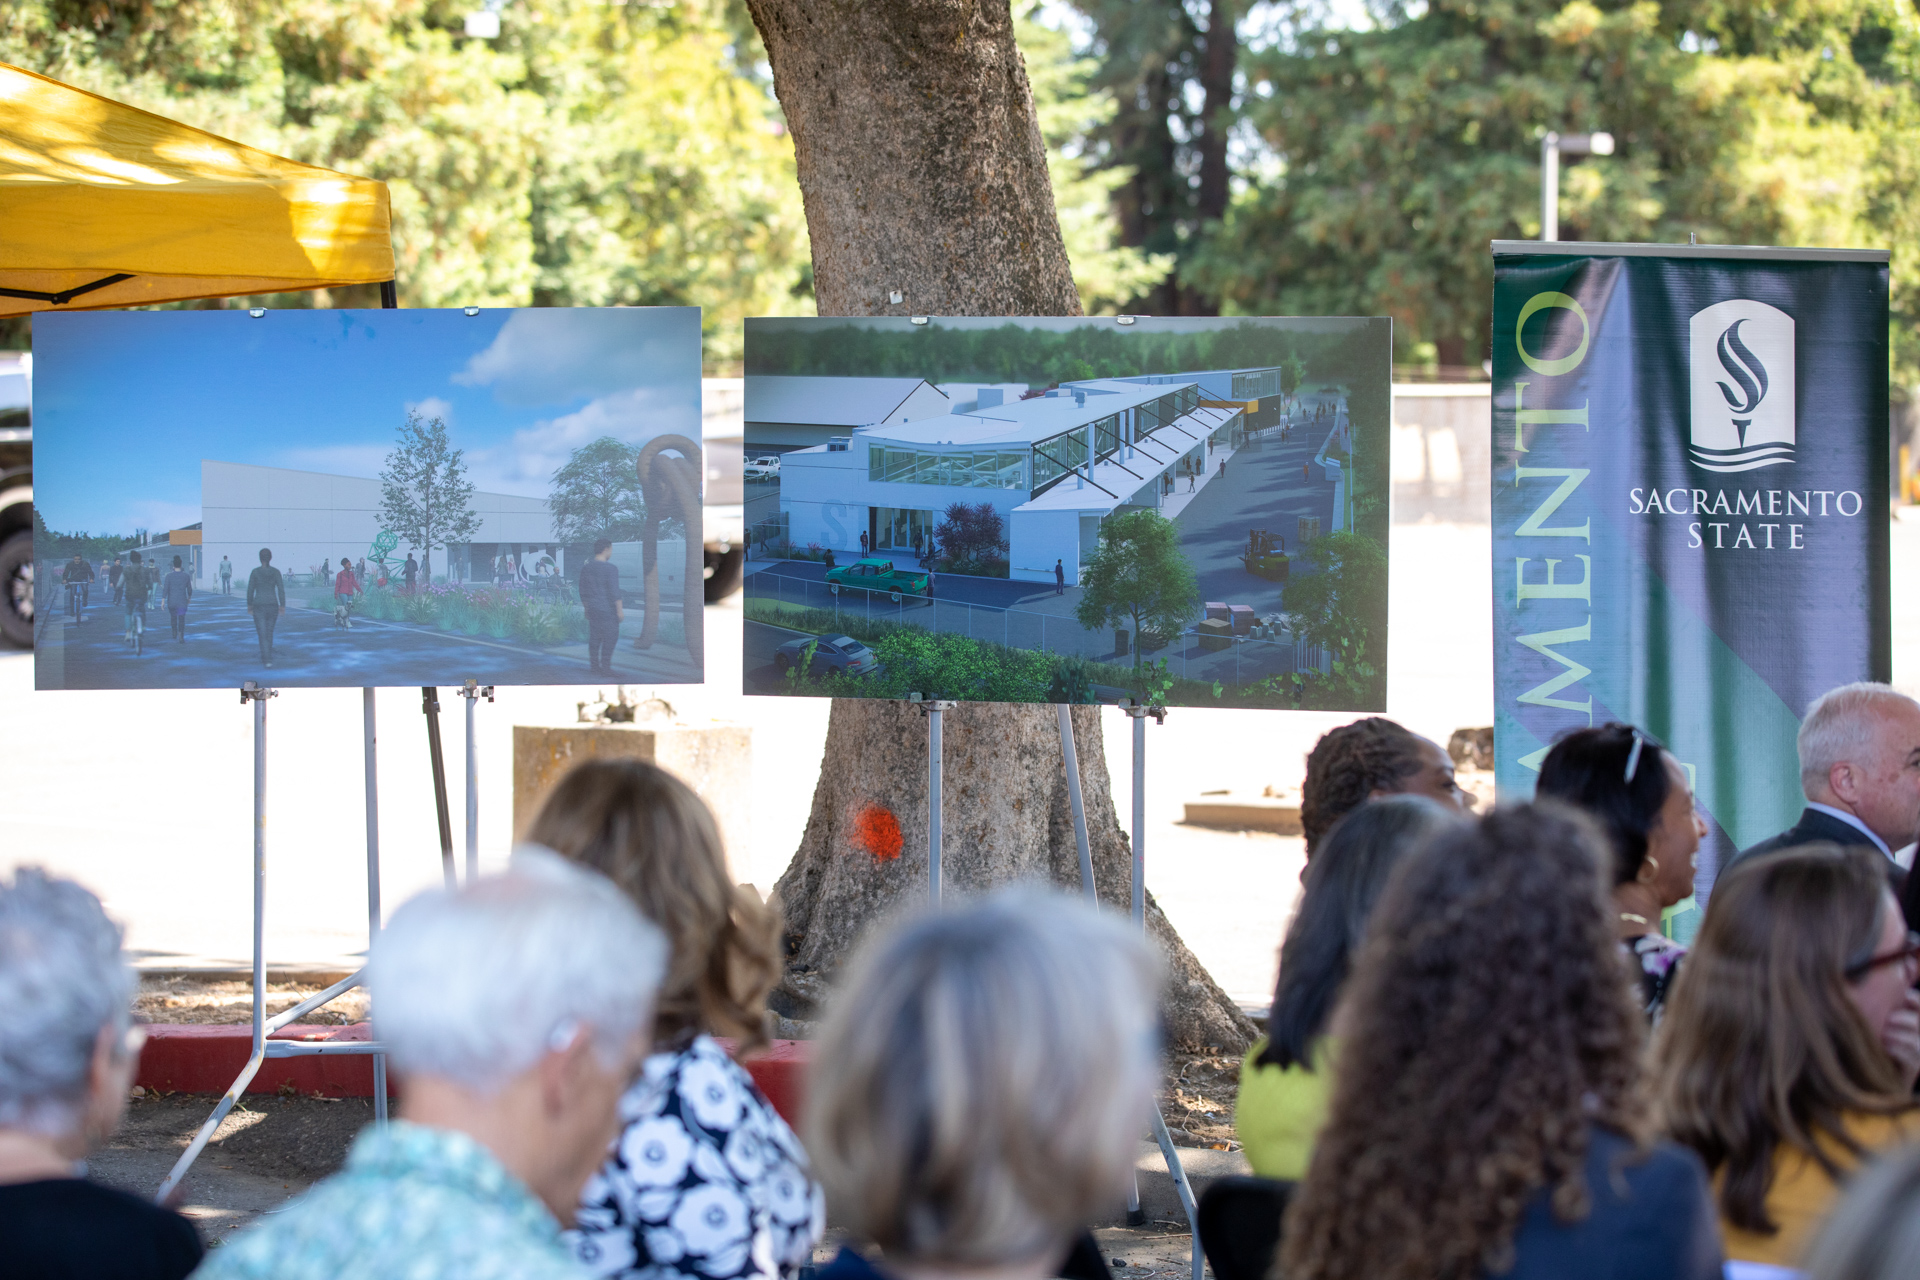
[1731,682,1920,924]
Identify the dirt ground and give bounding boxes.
[137,974,369,1025]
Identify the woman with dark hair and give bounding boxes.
[1234,796,1464,1179]
[1282,803,1722,1280]
[1536,723,1706,1021]
[1654,843,1920,1269]
[1299,718,1472,856]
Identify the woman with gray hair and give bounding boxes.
[806,887,1161,1280]
[0,868,201,1279]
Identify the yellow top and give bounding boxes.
[1234,1036,1335,1181]
[1717,1110,1920,1267]
[0,62,392,316]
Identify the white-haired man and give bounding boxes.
[1735,681,1920,921]
[199,851,668,1280]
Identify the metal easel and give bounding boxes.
[156,684,392,1203]
[1057,701,1202,1280]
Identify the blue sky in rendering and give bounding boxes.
[33,306,700,536]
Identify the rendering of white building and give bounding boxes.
[744,376,953,451]
[779,380,1242,584]
[199,460,560,585]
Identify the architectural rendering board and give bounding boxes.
[742,316,1390,710]
[33,307,704,690]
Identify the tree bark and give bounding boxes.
[1196,0,1236,226]
[746,0,1255,1053]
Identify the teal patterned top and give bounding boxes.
[196,1120,584,1280]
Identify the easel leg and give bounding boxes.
[363,688,386,1125]
[156,684,277,1204]
[422,687,455,889]
[458,681,492,884]
[1055,705,1096,902]
[927,703,945,906]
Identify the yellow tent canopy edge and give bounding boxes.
[0,62,394,317]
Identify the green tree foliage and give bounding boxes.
[932,502,1007,574]
[1015,3,1177,314]
[1074,509,1200,672]
[548,436,645,544]
[1280,530,1387,705]
[32,509,136,565]
[0,0,812,368]
[378,407,479,579]
[1191,0,1920,376]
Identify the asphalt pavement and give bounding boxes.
[35,589,699,690]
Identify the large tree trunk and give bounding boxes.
[746,0,1254,1053]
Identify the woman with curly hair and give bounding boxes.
[526,760,825,1280]
[1654,843,1920,1269]
[1281,803,1721,1280]
[1535,724,1706,1022]
[1299,718,1472,856]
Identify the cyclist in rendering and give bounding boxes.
[121,551,150,653]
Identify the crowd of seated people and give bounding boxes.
[6,681,1920,1280]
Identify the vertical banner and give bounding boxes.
[1491,242,1890,928]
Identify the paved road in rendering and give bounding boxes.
[36,590,700,690]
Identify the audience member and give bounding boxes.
[198,851,668,1280]
[1733,683,1920,922]
[1235,797,1465,1179]
[805,888,1160,1280]
[1536,724,1706,1021]
[1802,1143,1920,1280]
[1656,843,1920,1270]
[0,869,201,1280]
[1299,718,1473,856]
[526,760,825,1280]
[1282,803,1722,1280]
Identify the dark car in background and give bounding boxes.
[773,632,880,678]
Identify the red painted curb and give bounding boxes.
[138,1026,810,1124]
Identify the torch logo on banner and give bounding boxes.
[1688,298,1796,472]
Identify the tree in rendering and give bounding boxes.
[932,502,1007,572]
[549,437,647,544]
[1074,510,1201,673]
[378,408,481,583]
[1284,530,1388,708]
[747,0,1253,1051]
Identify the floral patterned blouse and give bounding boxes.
[567,1034,825,1280]
[1625,932,1687,1024]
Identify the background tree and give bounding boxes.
[746,0,1253,1052]
[931,502,1007,571]
[1074,509,1202,673]
[548,437,647,545]
[378,408,480,582]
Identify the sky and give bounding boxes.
[32,307,700,537]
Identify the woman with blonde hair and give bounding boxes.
[1281,803,1721,1280]
[1654,843,1920,1269]
[526,760,823,1280]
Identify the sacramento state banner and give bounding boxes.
[1491,242,1890,932]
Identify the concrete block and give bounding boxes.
[512,722,752,868]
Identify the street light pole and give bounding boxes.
[1540,130,1614,242]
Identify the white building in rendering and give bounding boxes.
[744,376,953,451]
[780,380,1242,585]
[199,460,559,585]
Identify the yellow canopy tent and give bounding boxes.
[0,62,392,317]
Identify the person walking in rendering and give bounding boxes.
[108,555,123,605]
[61,556,91,622]
[333,557,360,629]
[161,555,192,641]
[247,548,286,667]
[1054,558,1065,595]
[859,530,869,557]
[218,554,232,595]
[403,552,418,596]
[578,537,622,676]
[121,551,149,654]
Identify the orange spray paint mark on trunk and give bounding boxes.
[852,804,903,862]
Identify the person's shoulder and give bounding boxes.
[0,1179,203,1276]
